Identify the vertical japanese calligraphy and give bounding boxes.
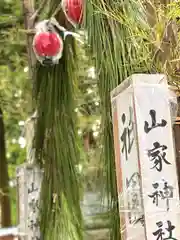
[133,76,180,240]
[121,106,134,160]
[144,109,167,134]
[147,142,171,172]
[126,172,143,225]
[27,168,42,240]
[148,180,174,211]
[111,82,146,240]
[153,221,177,240]
[28,182,38,194]
[144,109,170,171]
[17,165,42,239]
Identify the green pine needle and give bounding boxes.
[84,0,150,239]
[33,30,83,239]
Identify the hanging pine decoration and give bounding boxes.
[33,20,64,65]
[32,3,83,238]
[62,0,83,26]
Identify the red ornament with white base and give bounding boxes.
[62,0,83,27]
[33,20,64,65]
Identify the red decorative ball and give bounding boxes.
[62,0,83,25]
[33,32,62,57]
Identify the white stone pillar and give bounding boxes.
[17,164,42,240]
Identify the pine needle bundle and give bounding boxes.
[84,0,150,239]
[33,18,83,240]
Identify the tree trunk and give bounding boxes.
[22,0,35,79]
[0,108,11,227]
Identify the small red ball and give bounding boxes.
[63,0,83,25]
[34,32,62,57]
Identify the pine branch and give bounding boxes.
[32,1,83,239]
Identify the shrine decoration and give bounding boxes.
[33,20,64,65]
[62,0,83,26]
